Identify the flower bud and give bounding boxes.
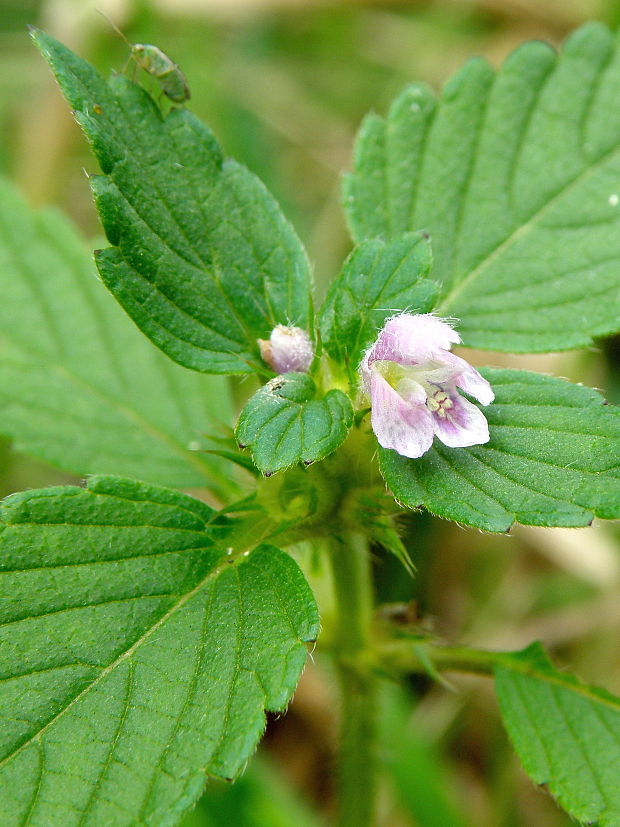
[258,325,314,374]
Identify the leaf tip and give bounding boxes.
[27,25,44,51]
[28,25,53,54]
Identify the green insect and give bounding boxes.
[100,12,190,104]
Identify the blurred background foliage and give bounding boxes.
[1,0,620,824]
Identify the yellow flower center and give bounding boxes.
[425,389,454,419]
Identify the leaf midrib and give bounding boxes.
[497,658,620,713]
[39,212,133,398]
[73,65,257,354]
[0,550,232,772]
[96,72,292,351]
[462,445,595,511]
[0,189,225,486]
[0,591,187,633]
[1,335,214,483]
[437,135,620,315]
[76,661,134,827]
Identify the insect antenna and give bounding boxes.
[96,8,132,48]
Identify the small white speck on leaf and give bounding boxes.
[187,440,201,451]
[609,194,619,206]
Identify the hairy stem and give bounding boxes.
[376,640,502,676]
[330,531,376,827]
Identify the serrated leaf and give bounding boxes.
[318,233,438,375]
[495,642,620,826]
[379,369,620,532]
[236,373,353,475]
[31,29,312,375]
[345,23,620,352]
[0,177,233,493]
[184,756,325,827]
[0,476,318,826]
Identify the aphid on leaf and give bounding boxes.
[98,11,190,104]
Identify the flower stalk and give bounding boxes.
[330,531,377,827]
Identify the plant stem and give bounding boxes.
[330,531,376,827]
[375,640,502,676]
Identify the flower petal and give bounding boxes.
[431,392,490,448]
[370,370,434,458]
[441,352,495,405]
[411,360,463,386]
[393,375,428,405]
[359,348,374,393]
[367,314,461,366]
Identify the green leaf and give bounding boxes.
[495,642,620,826]
[318,233,438,374]
[379,369,620,532]
[0,177,234,493]
[345,23,620,352]
[236,373,353,475]
[379,686,472,827]
[182,756,325,827]
[31,29,312,375]
[0,476,318,825]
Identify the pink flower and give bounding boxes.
[360,314,494,459]
[258,325,314,374]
